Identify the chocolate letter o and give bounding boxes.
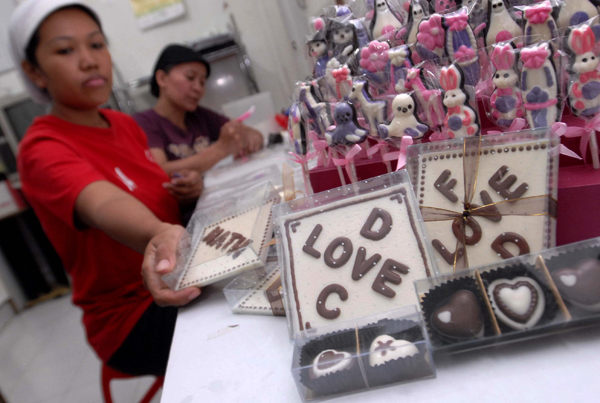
[452,217,482,246]
[316,284,349,319]
[360,208,393,241]
[324,237,353,268]
[491,232,530,259]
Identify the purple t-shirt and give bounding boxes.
[133,107,229,161]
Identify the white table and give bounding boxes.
[162,147,600,402]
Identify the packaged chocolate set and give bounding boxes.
[406,129,559,273]
[415,236,600,354]
[291,306,435,402]
[273,170,435,340]
[162,181,281,290]
[223,261,285,316]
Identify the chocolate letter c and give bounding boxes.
[316,284,349,319]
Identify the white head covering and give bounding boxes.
[9,0,101,104]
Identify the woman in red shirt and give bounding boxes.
[10,0,198,376]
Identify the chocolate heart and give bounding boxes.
[431,290,484,339]
[488,277,545,330]
[368,335,419,367]
[552,259,600,311]
[311,349,353,379]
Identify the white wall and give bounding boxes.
[0,0,336,110]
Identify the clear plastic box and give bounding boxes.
[406,129,559,274]
[415,236,600,354]
[291,305,435,402]
[273,171,435,341]
[223,261,285,316]
[163,181,281,290]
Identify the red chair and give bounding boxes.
[101,364,164,403]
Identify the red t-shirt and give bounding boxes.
[18,109,181,362]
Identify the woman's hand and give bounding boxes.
[235,127,264,158]
[217,120,243,155]
[163,170,203,204]
[142,223,201,307]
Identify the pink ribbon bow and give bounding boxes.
[445,10,469,32]
[288,150,316,166]
[332,66,350,84]
[382,136,413,171]
[332,144,363,180]
[521,47,548,69]
[455,45,476,62]
[525,2,552,25]
[552,119,600,167]
[308,130,330,167]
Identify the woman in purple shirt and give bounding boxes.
[134,45,263,207]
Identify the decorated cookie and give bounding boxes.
[557,0,599,30]
[565,25,600,118]
[488,276,545,330]
[443,8,480,87]
[440,64,480,138]
[325,102,368,146]
[407,131,556,273]
[176,192,279,289]
[523,1,558,46]
[349,80,388,138]
[379,93,429,139]
[520,43,559,129]
[278,179,432,336]
[552,259,600,312]
[370,0,403,40]
[368,335,419,367]
[311,349,354,379]
[431,290,484,339]
[490,44,524,127]
[485,0,523,47]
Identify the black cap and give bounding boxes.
[150,44,211,97]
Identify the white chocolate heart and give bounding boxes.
[312,349,353,378]
[498,286,532,316]
[488,276,545,330]
[368,335,419,367]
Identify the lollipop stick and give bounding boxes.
[591,131,600,169]
[348,161,359,183]
[301,161,314,196]
[331,149,347,186]
[381,143,392,173]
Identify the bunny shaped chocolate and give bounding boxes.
[440,64,480,138]
[520,42,559,128]
[378,93,429,139]
[485,0,523,47]
[490,44,524,127]
[557,0,599,30]
[523,1,558,46]
[566,25,600,117]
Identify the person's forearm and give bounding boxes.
[85,193,171,254]
[161,142,230,175]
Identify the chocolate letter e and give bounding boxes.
[372,259,409,298]
[360,208,393,241]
